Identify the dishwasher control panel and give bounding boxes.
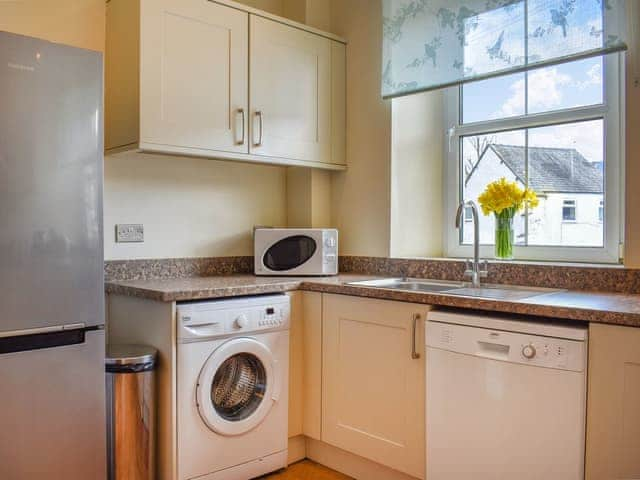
[426,320,587,372]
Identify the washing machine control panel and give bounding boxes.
[257,306,284,329]
[177,294,291,340]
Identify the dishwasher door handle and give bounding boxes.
[411,313,421,359]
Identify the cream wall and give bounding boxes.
[624,5,640,267]
[237,0,285,15]
[0,0,105,51]
[286,168,332,228]
[390,92,444,258]
[329,0,392,257]
[104,153,287,260]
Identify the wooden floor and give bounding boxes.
[260,460,353,479]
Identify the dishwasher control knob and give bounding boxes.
[522,344,536,359]
[234,315,248,329]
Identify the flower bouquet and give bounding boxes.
[477,178,538,260]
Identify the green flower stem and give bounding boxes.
[495,209,515,260]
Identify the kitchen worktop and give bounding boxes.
[105,274,640,327]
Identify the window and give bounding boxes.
[445,56,623,263]
[599,201,605,223]
[562,200,576,222]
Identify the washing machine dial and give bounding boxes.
[234,314,248,329]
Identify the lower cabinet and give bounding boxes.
[321,294,430,479]
[586,323,640,480]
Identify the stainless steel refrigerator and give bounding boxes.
[0,31,106,479]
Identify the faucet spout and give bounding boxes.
[455,200,486,287]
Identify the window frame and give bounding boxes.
[562,199,577,223]
[443,54,624,263]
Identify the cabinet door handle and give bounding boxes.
[411,313,421,359]
[254,110,263,147]
[236,108,245,145]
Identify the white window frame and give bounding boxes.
[444,54,624,264]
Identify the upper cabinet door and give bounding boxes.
[249,15,331,163]
[139,0,248,153]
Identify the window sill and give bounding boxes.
[398,256,625,269]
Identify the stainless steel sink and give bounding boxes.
[346,278,465,293]
[345,278,563,301]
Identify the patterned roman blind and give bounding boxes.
[381,0,628,98]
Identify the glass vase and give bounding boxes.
[495,214,514,260]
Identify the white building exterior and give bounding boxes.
[463,144,604,247]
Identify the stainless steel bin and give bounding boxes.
[106,344,157,480]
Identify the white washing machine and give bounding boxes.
[176,294,290,480]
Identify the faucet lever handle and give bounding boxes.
[463,259,473,277]
[479,259,489,278]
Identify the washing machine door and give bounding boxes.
[196,337,280,436]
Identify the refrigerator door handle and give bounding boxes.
[0,324,103,355]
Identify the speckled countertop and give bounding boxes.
[105,274,640,327]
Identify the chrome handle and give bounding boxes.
[463,259,473,277]
[411,313,421,359]
[480,259,489,278]
[254,110,263,147]
[236,108,245,145]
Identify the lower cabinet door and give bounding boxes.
[322,294,429,479]
[586,323,640,480]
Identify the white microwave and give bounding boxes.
[254,228,338,276]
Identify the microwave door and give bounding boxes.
[263,235,317,272]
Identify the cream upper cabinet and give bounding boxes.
[322,294,429,479]
[249,15,331,163]
[586,323,640,480]
[105,0,346,170]
[139,0,248,154]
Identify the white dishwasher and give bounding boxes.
[426,311,588,480]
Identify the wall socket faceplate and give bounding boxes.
[115,224,144,243]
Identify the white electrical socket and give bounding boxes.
[115,224,144,243]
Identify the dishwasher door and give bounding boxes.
[426,318,587,480]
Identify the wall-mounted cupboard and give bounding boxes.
[105,0,346,170]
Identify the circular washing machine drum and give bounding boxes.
[197,337,280,436]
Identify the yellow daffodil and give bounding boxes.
[477,177,538,216]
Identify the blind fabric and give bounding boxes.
[381,0,628,98]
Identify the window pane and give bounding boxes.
[527,57,603,114]
[462,72,525,123]
[462,57,603,124]
[562,200,577,221]
[528,0,603,63]
[527,120,604,247]
[461,130,526,246]
[463,1,526,77]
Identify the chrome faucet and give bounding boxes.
[455,201,488,287]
